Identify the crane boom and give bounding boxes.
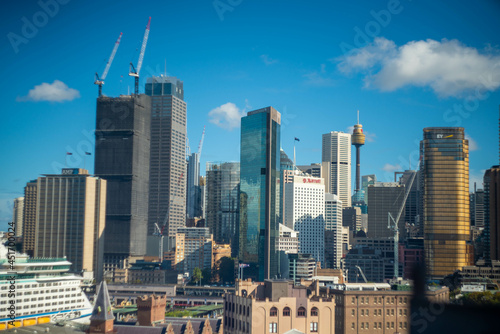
[388,162,420,278]
[136,17,150,76]
[197,125,206,157]
[355,265,368,283]
[102,32,122,80]
[94,32,123,97]
[129,17,151,95]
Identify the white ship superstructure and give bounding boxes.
[0,255,92,330]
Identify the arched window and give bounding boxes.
[283,307,291,316]
[311,307,319,316]
[298,307,306,317]
[270,307,278,317]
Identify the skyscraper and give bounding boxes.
[284,174,325,266]
[421,127,471,278]
[324,193,343,269]
[484,166,500,262]
[206,161,240,257]
[94,94,151,270]
[367,182,406,239]
[146,76,187,241]
[239,106,281,281]
[186,152,202,219]
[25,169,106,281]
[322,131,352,208]
[22,180,37,256]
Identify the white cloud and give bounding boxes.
[336,37,500,98]
[465,133,479,151]
[17,80,80,102]
[382,163,402,173]
[208,102,246,130]
[260,54,278,65]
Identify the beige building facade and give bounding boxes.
[26,168,106,281]
[224,279,335,334]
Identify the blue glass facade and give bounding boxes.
[239,107,281,281]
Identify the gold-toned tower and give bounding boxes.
[421,127,472,278]
[351,111,366,193]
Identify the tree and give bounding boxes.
[193,267,203,286]
[217,257,235,284]
[201,267,213,285]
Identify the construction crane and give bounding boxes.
[153,222,164,261]
[354,265,368,283]
[197,125,206,157]
[387,164,419,279]
[94,32,122,97]
[129,17,151,95]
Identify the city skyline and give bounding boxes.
[1,1,500,230]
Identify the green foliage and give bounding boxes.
[193,267,203,285]
[462,291,500,306]
[218,257,235,284]
[201,267,213,285]
[165,310,194,317]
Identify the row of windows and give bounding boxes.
[351,296,408,304]
[353,321,408,330]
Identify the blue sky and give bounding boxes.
[1,0,499,230]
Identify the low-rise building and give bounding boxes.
[224,279,335,334]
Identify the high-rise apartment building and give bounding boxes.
[24,169,106,280]
[421,127,471,278]
[146,76,187,240]
[12,197,24,237]
[240,106,281,281]
[284,175,325,265]
[367,182,406,239]
[94,94,151,270]
[174,227,213,275]
[206,162,240,257]
[322,131,351,208]
[325,193,343,269]
[22,180,37,256]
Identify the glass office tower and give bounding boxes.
[239,107,281,281]
[421,127,471,278]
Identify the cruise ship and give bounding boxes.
[0,255,93,330]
